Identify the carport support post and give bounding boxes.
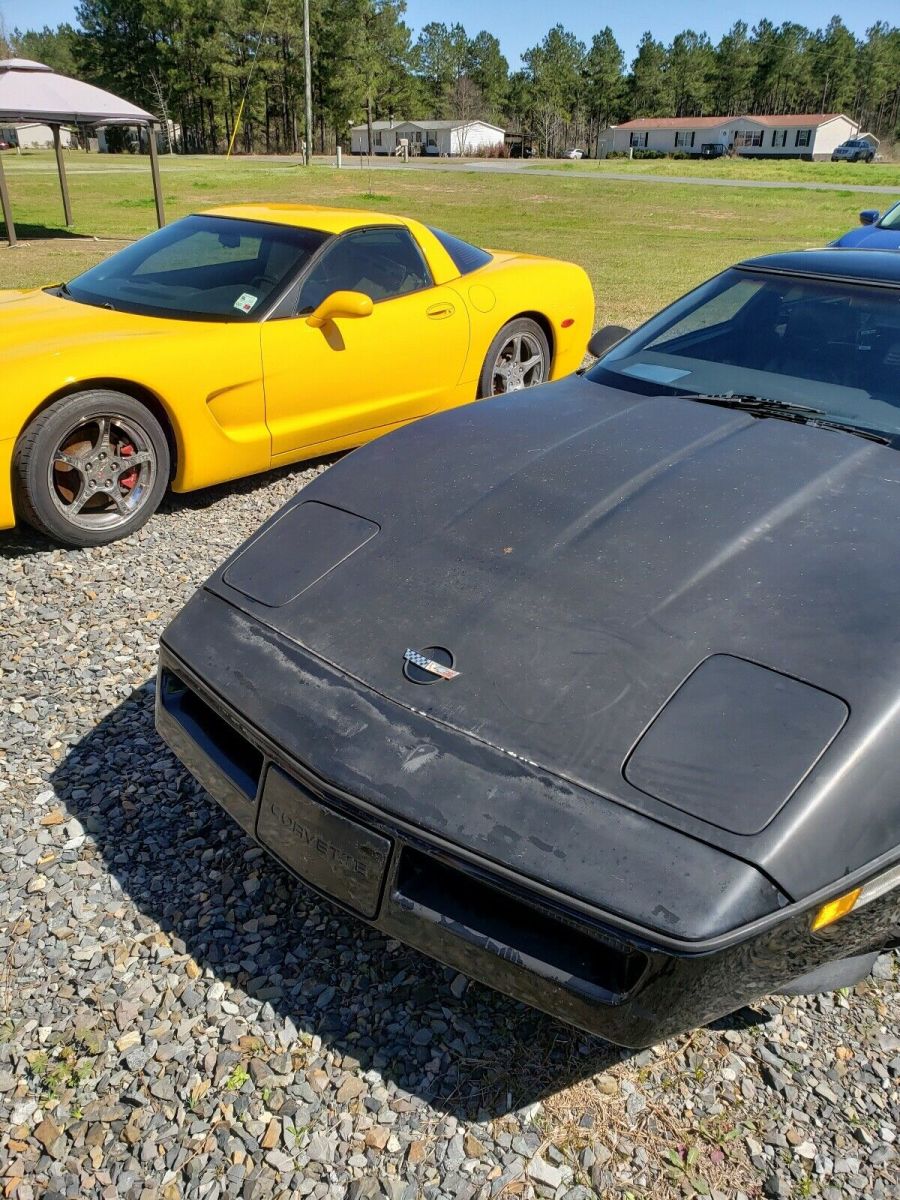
[0,150,16,247]
[148,124,165,228]
[52,124,73,227]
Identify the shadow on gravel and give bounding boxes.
[157,455,343,517]
[0,525,50,560]
[52,682,632,1121]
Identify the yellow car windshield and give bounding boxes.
[64,214,328,321]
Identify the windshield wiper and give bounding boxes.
[805,418,893,446]
[679,393,895,447]
[679,392,824,417]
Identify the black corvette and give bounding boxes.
[157,248,900,1047]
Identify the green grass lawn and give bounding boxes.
[0,151,893,329]
[530,155,900,187]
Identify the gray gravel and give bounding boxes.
[0,461,897,1200]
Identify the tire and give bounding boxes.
[13,390,170,547]
[478,318,551,399]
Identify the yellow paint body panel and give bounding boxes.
[0,204,594,531]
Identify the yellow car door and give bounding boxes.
[260,226,470,458]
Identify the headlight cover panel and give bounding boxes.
[624,654,849,836]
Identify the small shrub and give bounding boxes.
[224,1063,250,1091]
[474,142,510,158]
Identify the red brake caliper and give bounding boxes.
[119,443,138,491]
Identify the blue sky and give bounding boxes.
[0,0,878,66]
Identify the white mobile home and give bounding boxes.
[350,119,504,157]
[605,113,859,160]
[0,122,75,148]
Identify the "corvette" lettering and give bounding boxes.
[268,801,371,880]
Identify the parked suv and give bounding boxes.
[832,139,875,163]
[699,142,727,159]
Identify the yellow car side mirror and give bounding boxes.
[306,290,374,328]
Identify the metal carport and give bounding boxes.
[0,58,163,247]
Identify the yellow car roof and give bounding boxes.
[201,203,417,235]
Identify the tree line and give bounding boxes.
[2,4,898,157]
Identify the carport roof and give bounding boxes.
[0,57,155,125]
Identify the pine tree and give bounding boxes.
[583,28,624,128]
[715,22,756,115]
[465,31,508,121]
[668,30,715,116]
[629,31,672,117]
[811,17,858,114]
[523,24,586,155]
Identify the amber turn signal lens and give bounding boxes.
[561,318,575,328]
[811,888,862,932]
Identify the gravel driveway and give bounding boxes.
[1,460,897,1200]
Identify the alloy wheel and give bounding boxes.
[48,413,158,532]
[489,331,547,395]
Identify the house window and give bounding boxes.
[795,129,811,147]
[674,131,695,148]
[629,132,648,148]
[374,130,382,147]
[771,129,788,147]
[733,129,763,148]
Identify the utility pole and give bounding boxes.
[303,0,313,164]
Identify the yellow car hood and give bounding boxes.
[0,288,192,363]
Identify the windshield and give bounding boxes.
[878,201,900,231]
[586,267,900,442]
[65,215,328,320]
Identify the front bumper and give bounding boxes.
[156,617,898,1048]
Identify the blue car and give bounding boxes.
[832,201,900,249]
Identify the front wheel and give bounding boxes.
[478,318,551,398]
[14,390,170,547]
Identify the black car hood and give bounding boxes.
[210,378,900,898]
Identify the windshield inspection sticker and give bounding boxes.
[234,292,258,314]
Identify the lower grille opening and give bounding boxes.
[160,670,263,799]
[395,847,647,997]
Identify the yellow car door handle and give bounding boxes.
[426,302,455,319]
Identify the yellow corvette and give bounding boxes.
[1,203,594,546]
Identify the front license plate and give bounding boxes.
[257,767,391,919]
